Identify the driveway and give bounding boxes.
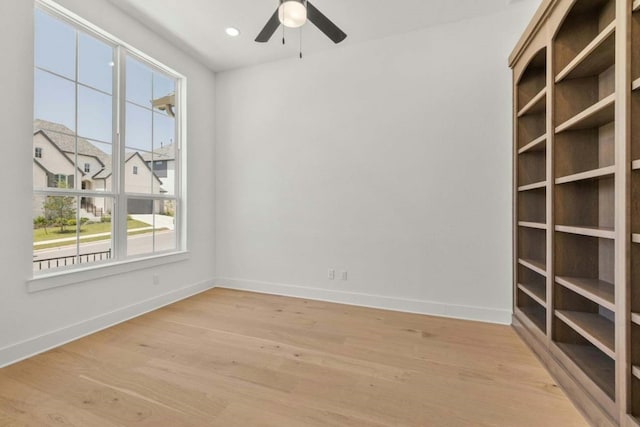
[130,214,175,230]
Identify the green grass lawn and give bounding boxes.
[33,228,167,250]
[33,219,151,243]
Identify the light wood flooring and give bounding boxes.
[0,288,587,426]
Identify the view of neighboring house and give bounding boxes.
[141,141,176,196]
[33,119,166,218]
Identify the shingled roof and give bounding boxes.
[34,119,112,179]
[140,142,175,162]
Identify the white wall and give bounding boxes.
[215,1,540,324]
[0,0,216,366]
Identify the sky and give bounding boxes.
[34,8,176,156]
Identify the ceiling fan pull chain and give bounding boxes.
[282,1,286,45]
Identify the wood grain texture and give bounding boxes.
[0,289,588,427]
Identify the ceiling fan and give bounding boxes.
[255,0,347,45]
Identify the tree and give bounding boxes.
[33,216,48,235]
[42,180,76,233]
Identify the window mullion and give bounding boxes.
[114,46,127,261]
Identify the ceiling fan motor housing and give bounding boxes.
[278,0,307,28]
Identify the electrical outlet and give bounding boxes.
[153,274,160,285]
[341,271,348,281]
[328,269,335,280]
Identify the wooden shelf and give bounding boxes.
[555,22,615,83]
[517,87,547,117]
[556,342,616,400]
[556,310,615,359]
[634,366,640,381]
[517,303,546,333]
[634,0,640,12]
[633,160,640,171]
[555,166,615,185]
[518,282,546,307]
[555,94,615,133]
[555,225,615,239]
[518,221,546,230]
[633,234,640,244]
[632,312,640,326]
[518,181,546,192]
[518,134,546,154]
[633,77,640,91]
[555,276,615,312]
[518,258,546,277]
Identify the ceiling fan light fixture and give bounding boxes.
[278,0,307,28]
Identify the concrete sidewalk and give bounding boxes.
[130,214,175,230]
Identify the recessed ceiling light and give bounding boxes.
[225,27,240,37]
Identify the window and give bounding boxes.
[32,2,184,277]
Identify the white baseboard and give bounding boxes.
[0,279,215,368]
[216,277,512,325]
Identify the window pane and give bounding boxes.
[126,199,175,256]
[126,56,152,106]
[78,32,113,94]
[153,112,175,194]
[78,197,113,265]
[32,129,77,189]
[33,195,78,272]
[127,199,154,256]
[125,103,152,152]
[154,200,176,253]
[125,149,155,195]
[152,72,175,114]
[78,139,113,192]
[34,70,75,131]
[35,9,75,79]
[78,86,112,143]
[153,72,175,100]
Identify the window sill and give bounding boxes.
[27,251,190,293]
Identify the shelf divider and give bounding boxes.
[517,87,547,117]
[555,276,615,312]
[554,225,615,240]
[518,221,546,230]
[517,282,546,307]
[555,166,615,185]
[518,181,546,192]
[555,22,616,83]
[555,94,615,133]
[518,258,547,277]
[518,134,547,154]
[555,310,615,360]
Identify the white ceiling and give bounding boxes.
[107,0,531,72]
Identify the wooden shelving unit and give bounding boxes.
[510,0,631,425]
[553,0,619,394]
[632,0,640,422]
[515,46,548,336]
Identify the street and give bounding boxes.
[33,230,176,272]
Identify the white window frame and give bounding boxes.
[29,0,188,292]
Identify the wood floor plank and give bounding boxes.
[0,288,587,426]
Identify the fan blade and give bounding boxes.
[255,9,281,42]
[306,1,347,44]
